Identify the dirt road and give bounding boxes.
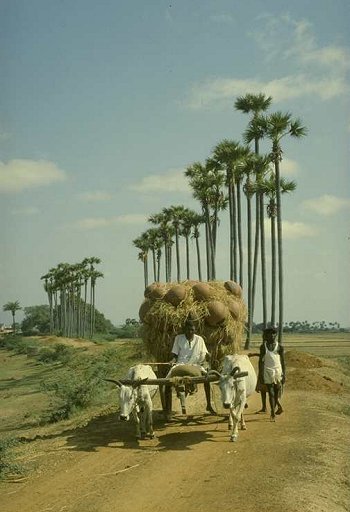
[1,376,349,512]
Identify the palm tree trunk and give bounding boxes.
[237,183,243,288]
[260,192,267,328]
[251,193,260,325]
[195,236,202,281]
[232,184,238,282]
[271,210,277,327]
[205,222,211,281]
[175,228,181,282]
[228,182,234,281]
[152,248,157,282]
[185,235,190,280]
[275,158,284,343]
[245,192,253,349]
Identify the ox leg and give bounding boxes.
[139,408,147,439]
[164,385,173,421]
[240,412,247,430]
[229,408,239,442]
[204,381,216,415]
[144,402,155,439]
[230,397,246,441]
[177,388,187,415]
[159,384,166,412]
[132,409,141,439]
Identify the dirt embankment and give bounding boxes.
[1,349,350,512]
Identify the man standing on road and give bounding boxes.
[258,327,286,421]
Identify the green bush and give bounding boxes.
[0,437,24,479]
[42,363,108,422]
[36,343,74,364]
[0,336,40,355]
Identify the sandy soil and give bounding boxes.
[1,352,350,512]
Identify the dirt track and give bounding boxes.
[1,374,350,512]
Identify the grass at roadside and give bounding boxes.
[1,332,349,479]
[0,335,147,437]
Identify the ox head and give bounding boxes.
[209,367,241,409]
[114,378,149,421]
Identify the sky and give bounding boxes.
[0,0,349,328]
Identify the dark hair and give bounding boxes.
[184,320,195,329]
[263,327,277,336]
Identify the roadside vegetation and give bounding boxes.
[1,331,350,480]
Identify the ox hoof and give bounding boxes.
[230,435,238,442]
[206,406,217,415]
[181,407,187,415]
[241,425,247,431]
[275,407,283,415]
[270,415,276,422]
[149,434,155,439]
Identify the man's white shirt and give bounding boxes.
[171,333,208,365]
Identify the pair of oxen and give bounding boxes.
[106,354,256,443]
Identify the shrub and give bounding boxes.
[36,343,74,364]
[42,364,107,422]
[0,437,23,479]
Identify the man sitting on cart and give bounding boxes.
[165,319,216,418]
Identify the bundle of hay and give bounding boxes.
[139,280,247,370]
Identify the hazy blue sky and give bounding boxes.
[1,0,349,328]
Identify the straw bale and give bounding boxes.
[224,280,243,297]
[139,299,152,323]
[164,284,187,306]
[227,299,240,320]
[192,282,213,301]
[144,282,166,300]
[139,280,247,370]
[205,301,228,326]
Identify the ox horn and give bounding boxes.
[207,369,221,379]
[104,378,123,387]
[132,377,149,388]
[230,366,241,377]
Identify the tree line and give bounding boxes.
[40,257,103,338]
[133,93,307,347]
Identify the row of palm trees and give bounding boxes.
[133,93,306,346]
[40,257,103,338]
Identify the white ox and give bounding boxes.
[215,354,257,442]
[111,364,158,440]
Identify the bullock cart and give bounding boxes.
[107,365,248,421]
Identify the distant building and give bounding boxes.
[0,325,14,335]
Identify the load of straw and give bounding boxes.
[139,280,247,370]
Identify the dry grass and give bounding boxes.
[139,280,247,368]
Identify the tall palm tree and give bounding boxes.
[262,175,297,327]
[264,112,307,341]
[211,140,250,283]
[181,208,203,280]
[241,153,256,348]
[246,154,271,327]
[185,161,227,280]
[190,212,205,281]
[144,227,163,282]
[89,269,104,338]
[133,234,150,288]
[162,205,189,282]
[148,212,175,282]
[40,271,55,333]
[2,300,21,333]
[235,93,272,344]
